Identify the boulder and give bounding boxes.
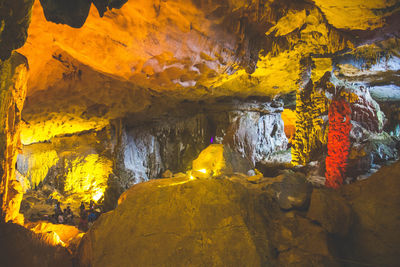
[78,178,272,266]
[265,171,313,210]
[339,160,400,266]
[161,169,173,178]
[77,177,338,266]
[191,144,252,178]
[307,188,352,236]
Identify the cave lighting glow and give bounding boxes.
[197,169,207,174]
[62,154,112,203]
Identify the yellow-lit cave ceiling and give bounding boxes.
[17,0,400,144]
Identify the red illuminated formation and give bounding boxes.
[325,98,352,188]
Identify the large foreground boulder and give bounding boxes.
[77,161,400,267]
[77,176,336,266]
[338,160,400,267]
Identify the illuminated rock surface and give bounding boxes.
[119,98,287,182]
[15,0,400,143]
[78,176,335,266]
[0,52,29,223]
[0,0,399,266]
[77,161,400,267]
[191,144,252,178]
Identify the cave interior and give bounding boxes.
[0,0,400,266]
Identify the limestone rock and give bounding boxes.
[348,130,398,177]
[0,222,73,267]
[39,0,92,28]
[339,160,400,266]
[0,0,34,60]
[307,188,353,236]
[192,144,252,177]
[4,179,25,225]
[0,52,29,221]
[121,98,287,182]
[78,178,273,266]
[77,176,338,266]
[16,0,400,144]
[161,170,173,178]
[265,171,313,211]
[27,221,81,246]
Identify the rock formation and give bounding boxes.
[0,0,399,266]
[77,158,400,267]
[0,52,29,223]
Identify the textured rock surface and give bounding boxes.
[0,52,29,222]
[0,0,34,60]
[191,144,252,177]
[338,160,400,267]
[77,160,400,266]
[15,0,400,143]
[120,99,288,183]
[78,176,337,267]
[16,99,288,212]
[16,128,115,216]
[26,221,82,247]
[0,222,73,267]
[291,68,330,166]
[265,171,312,211]
[325,98,352,188]
[307,189,353,237]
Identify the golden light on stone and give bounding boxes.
[197,168,207,174]
[63,154,111,203]
[281,109,296,142]
[192,144,226,178]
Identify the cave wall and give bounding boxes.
[16,128,115,204]
[16,98,288,211]
[291,63,399,180]
[291,58,331,166]
[0,0,34,60]
[119,99,288,185]
[0,0,398,222]
[0,52,29,223]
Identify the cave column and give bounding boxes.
[291,57,330,166]
[325,96,352,188]
[0,52,29,223]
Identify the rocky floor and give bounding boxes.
[76,160,400,267]
[20,185,92,224]
[2,160,399,266]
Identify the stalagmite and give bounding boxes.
[325,98,352,188]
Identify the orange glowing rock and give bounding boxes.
[27,221,82,247]
[281,109,296,143]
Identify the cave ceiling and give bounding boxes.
[16,0,400,144]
